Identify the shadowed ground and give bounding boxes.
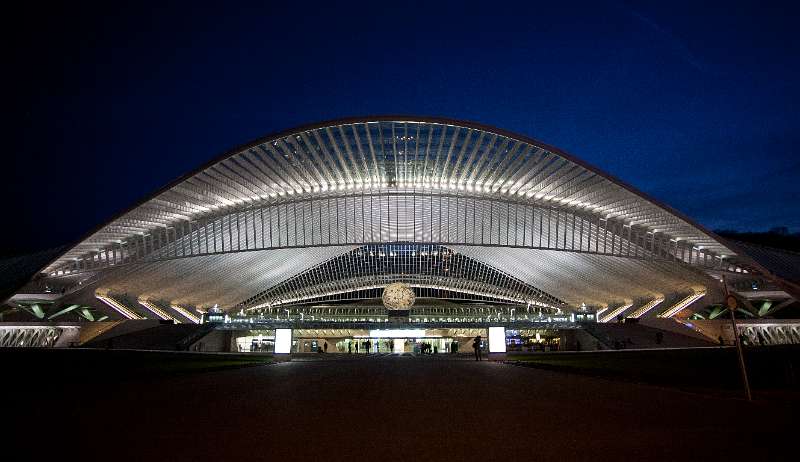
[9,353,798,461]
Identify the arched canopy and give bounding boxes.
[32,117,756,315]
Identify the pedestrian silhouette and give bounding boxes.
[324,341,328,353]
[473,335,482,361]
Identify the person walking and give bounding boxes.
[348,342,352,354]
[324,341,328,353]
[355,341,359,354]
[472,335,482,361]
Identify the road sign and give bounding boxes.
[726,294,738,311]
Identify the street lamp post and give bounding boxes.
[723,275,752,401]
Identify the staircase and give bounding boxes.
[85,324,209,351]
[583,322,712,349]
[176,323,216,350]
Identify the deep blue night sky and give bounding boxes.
[3,1,798,256]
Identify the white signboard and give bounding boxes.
[368,329,427,338]
[274,328,292,354]
[488,326,506,353]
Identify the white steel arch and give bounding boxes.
[27,117,761,316]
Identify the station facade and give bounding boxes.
[5,117,799,350]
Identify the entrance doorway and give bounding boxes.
[338,337,455,354]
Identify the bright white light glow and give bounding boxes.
[274,328,292,353]
[138,299,177,322]
[96,294,142,320]
[170,305,200,324]
[629,298,665,319]
[599,303,633,323]
[488,326,506,353]
[659,292,706,318]
[368,329,427,338]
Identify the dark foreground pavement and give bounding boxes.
[11,354,797,461]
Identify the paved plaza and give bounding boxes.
[14,354,797,461]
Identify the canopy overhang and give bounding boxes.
[12,117,770,319]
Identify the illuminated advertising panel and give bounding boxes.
[488,326,506,353]
[275,328,292,354]
[368,329,427,338]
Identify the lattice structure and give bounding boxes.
[0,326,75,347]
[241,244,565,310]
[42,119,746,277]
[739,324,800,345]
[247,301,563,323]
[13,117,768,319]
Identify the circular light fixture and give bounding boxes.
[382,282,416,310]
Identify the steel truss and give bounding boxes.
[49,191,737,278]
[240,244,567,310]
[45,119,744,280]
[0,326,78,347]
[28,118,760,316]
[739,323,800,345]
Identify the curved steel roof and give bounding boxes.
[44,116,736,276]
[24,116,784,317]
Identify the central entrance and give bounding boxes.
[334,335,455,354]
[288,328,486,354]
[230,326,570,354]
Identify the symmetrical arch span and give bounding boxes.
[25,117,766,315]
[49,191,733,279]
[43,117,743,279]
[240,244,568,311]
